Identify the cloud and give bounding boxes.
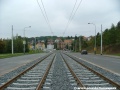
[0,0,120,38]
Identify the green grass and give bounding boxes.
[110,53,120,56]
[0,50,44,59]
[29,50,43,54]
[0,53,24,59]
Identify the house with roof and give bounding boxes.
[55,38,64,50]
[28,40,45,51]
[47,39,54,50]
[36,41,45,50]
[64,39,73,50]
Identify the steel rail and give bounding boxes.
[63,52,120,89]
[36,54,56,90]
[60,53,85,88]
[0,53,53,90]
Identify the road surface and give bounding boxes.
[68,52,120,75]
[0,53,47,76]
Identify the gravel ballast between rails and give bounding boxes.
[51,52,73,90]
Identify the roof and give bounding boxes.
[64,39,73,44]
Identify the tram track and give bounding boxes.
[40,52,79,90]
[62,52,120,89]
[0,53,55,90]
[0,51,120,90]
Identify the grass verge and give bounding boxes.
[0,53,24,59]
[0,50,44,59]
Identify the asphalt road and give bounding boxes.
[69,53,120,76]
[0,53,47,76]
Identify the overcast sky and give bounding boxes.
[0,0,120,38]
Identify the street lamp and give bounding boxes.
[88,23,96,54]
[75,34,81,52]
[75,34,77,52]
[11,25,14,54]
[101,24,103,55]
[79,35,82,52]
[23,26,31,54]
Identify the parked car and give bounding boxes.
[81,50,88,55]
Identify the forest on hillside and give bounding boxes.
[73,21,120,54]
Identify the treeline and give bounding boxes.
[103,22,120,45]
[27,36,57,42]
[89,21,120,53]
[0,36,29,53]
[70,21,120,53]
[0,35,57,54]
[0,35,58,54]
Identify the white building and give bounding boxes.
[47,44,54,50]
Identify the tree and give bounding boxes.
[96,32,101,46]
[54,43,57,49]
[67,36,70,39]
[5,39,11,53]
[25,39,29,52]
[109,24,116,45]
[0,40,5,53]
[103,29,110,46]
[116,21,120,44]
[14,36,23,53]
[45,39,48,48]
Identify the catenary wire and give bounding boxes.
[36,0,54,36]
[40,0,54,35]
[63,0,78,37]
[63,0,83,37]
[71,0,82,23]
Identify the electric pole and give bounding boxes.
[101,24,103,55]
[12,25,14,54]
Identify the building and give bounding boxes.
[36,41,45,50]
[64,39,73,46]
[47,44,54,50]
[55,38,64,50]
[28,40,45,51]
[64,39,73,50]
[47,39,54,51]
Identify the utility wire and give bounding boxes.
[71,0,82,22]
[36,0,54,36]
[63,0,83,37]
[36,0,48,24]
[40,0,54,35]
[63,0,78,36]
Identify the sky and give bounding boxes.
[0,0,120,39]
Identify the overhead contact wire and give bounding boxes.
[36,0,54,36]
[40,0,54,36]
[63,0,78,37]
[63,0,83,36]
[71,0,82,22]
